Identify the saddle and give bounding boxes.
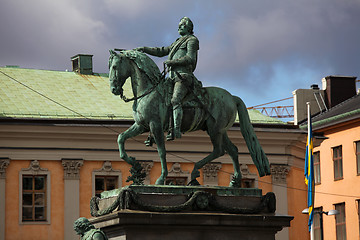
[144,79,209,146]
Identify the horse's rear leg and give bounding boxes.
[149,121,167,185]
[117,123,146,165]
[223,133,242,187]
[189,131,225,185]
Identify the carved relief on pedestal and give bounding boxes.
[270,164,290,185]
[62,159,84,180]
[202,162,222,186]
[0,158,10,179]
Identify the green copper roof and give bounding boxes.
[0,67,284,124]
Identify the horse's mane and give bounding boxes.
[122,50,161,85]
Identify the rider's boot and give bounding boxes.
[166,109,175,141]
[173,105,183,139]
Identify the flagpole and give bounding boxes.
[310,222,314,240]
[307,102,315,240]
[307,102,310,141]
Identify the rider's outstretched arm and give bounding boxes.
[135,46,170,57]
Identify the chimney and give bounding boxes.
[292,84,326,125]
[71,54,93,75]
[322,76,356,108]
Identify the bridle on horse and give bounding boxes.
[118,63,168,103]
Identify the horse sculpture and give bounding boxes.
[109,49,270,187]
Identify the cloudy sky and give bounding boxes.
[1,0,360,109]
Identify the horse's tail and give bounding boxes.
[234,96,271,177]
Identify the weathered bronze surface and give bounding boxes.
[135,17,201,140]
[74,217,108,240]
[90,185,276,217]
[109,17,270,187]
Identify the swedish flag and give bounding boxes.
[304,104,315,232]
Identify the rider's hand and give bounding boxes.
[134,47,144,52]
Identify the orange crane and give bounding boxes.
[247,97,294,119]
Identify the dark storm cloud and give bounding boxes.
[1,0,359,106]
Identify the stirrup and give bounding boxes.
[166,131,174,141]
[144,135,155,146]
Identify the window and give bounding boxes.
[92,161,121,197]
[22,175,47,221]
[357,200,360,237]
[166,176,188,185]
[95,176,118,198]
[166,163,191,185]
[356,141,360,175]
[313,207,323,240]
[19,160,50,224]
[333,146,343,180]
[241,178,255,188]
[334,203,347,240]
[314,151,321,184]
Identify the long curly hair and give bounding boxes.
[74,217,95,234]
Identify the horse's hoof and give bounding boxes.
[229,180,241,188]
[187,179,201,186]
[191,169,200,179]
[155,178,165,185]
[229,175,241,188]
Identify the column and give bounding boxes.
[271,164,290,240]
[0,158,10,240]
[62,159,83,240]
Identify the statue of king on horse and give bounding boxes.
[135,17,205,141]
[109,17,270,187]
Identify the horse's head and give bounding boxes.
[108,50,131,96]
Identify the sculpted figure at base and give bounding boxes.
[74,217,108,240]
[135,17,200,140]
[109,17,271,186]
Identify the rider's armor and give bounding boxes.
[143,34,199,139]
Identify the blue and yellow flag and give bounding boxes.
[304,106,315,232]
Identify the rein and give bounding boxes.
[120,85,156,103]
[119,63,168,103]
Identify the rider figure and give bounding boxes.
[135,17,199,140]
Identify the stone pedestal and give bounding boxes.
[91,210,293,240]
[89,185,293,240]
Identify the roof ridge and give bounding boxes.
[312,93,360,121]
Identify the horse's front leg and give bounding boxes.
[117,123,146,165]
[149,120,167,185]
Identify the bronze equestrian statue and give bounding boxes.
[110,17,270,186]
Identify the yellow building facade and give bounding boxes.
[0,66,310,240]
[311,94,360,240]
